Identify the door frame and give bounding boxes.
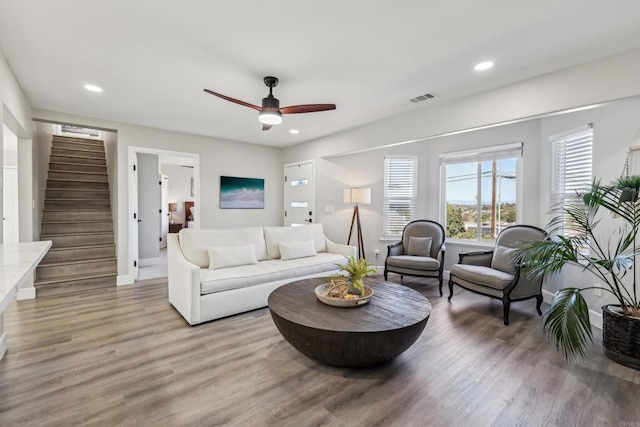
[283,159,315,226]
[127,146,200,285]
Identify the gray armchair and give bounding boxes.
[448,224,547,325]
[384,220,446,295]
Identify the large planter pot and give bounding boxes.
[602,304,640,370]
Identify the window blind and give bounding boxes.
[383,156,418,237]
[551,124,593,204]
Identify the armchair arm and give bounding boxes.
[325,238,357,258]
[387,241,403,257]
[168,233,201,326]
[438,243,446,266]
[458,250,493,266]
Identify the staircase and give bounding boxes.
[37,135,117,296]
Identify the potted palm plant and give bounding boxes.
[517,176,640,369]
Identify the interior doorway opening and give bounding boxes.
[129,147,199,283]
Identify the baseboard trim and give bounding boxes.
[117,275,134,286]
[542,289,602,330]
[139,257,161,267]
[17,287,36,300]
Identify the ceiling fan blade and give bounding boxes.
[280,104,336,114]
[203,89,262,111]
[262,124,273,131]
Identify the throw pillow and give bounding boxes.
[279,239,317,261]
[208,244,257,270]
[491,245,519,274]
[407,236,433,257]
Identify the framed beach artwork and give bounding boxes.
[220,176,265,209]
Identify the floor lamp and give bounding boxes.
[344,188,371,259]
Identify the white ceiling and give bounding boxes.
[2,1,640,148]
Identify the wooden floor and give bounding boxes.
[1,275,638,426]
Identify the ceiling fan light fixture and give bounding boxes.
[258,110,282,125]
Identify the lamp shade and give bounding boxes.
[168,202,177,212]
[344,188,371,205]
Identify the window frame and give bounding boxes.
[439,143,523,243]
[382,155,418,239]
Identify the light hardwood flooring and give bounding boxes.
[1,275,639,426]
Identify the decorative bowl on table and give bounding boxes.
[314,281,374,307]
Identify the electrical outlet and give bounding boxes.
[374,249,380,256]
[595,284,602,297]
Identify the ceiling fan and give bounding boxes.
[204,76,336,131]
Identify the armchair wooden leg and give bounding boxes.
[536,295,543,316]
[448,280,454,301]
[503,299,511,325]
[384,268,388,281]
[438,276,443,297]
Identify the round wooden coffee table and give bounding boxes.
[268,277,431,368]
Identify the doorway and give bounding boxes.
[284,160,315,226]
[3,124,19,243]
[128,146,199,283]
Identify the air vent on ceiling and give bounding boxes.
[409,92,437,103]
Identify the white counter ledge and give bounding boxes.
[0,241,52,360]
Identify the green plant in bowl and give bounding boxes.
[334,256,377,296]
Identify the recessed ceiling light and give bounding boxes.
[84,84,103,93]
[289,129,299,135]
[474,61,494,71]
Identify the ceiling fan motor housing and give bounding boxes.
[262,94,280,110]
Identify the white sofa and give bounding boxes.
[167,223,356,325]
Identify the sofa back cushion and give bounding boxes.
[179,227,267,267]
[263,223,327,259]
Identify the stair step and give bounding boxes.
[46,189,110,200]
[43,210,112,222]
[45,199,110,210]
[41,220,113,235]
[49,162,107,174]
[41,244,116,264]
[48,171,108,182]
[46,179,109,190]
[36,258,117,281]
[52,135,104,145]
[40,232,114,248]
[35,273,117,297]
[51,148,105,159]
[52,140,104,152]
[49,155,107,166]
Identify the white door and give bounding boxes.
[132,157,139,280]
[284,161,314,226]
[160,175,168,249]
[2,166,19,243]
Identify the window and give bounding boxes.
[550,124,593,236]
[383,156,418,238]
[441,143,522,241]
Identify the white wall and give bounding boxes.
[160,164,193,225]
[32,108,284,284]
[1,48,34,244]
[537,98,640,315]
[103,130,118,250]
[32,122,54,240]
[311,119,541,269]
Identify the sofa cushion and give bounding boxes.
[179,227,267,267]
[263,223,327,259]
[208,244,258,270]
[407,236,432,257]
[491,245,518,274]
[200,252,345,295]
[386,255,439,270]
[450,264,515,290]
[279,239,317,261]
